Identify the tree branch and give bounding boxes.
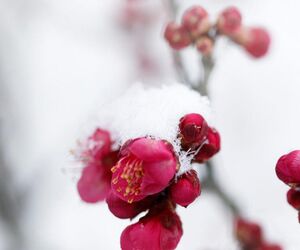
[165,0,240,217]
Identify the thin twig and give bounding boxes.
[197,55,215,97]
[173,52,194,87]
[0,70,26,250]
[165,0,193,87]
[165,0,240,217]
[0,124,24,250]
[202,161,240,216]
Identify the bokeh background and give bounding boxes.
[0,0,300,249]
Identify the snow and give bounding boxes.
[95,83,212,144]
[84,82,212,173]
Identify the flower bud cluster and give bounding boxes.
[276,150,300,222]
[164,6,270,58]
[179,113,220,163]
[235,218,282,250]
[76,113,220,249]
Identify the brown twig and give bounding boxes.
[165,0,240,217]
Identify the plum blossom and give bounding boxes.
[77,128,118,203]
[120,200,183,250]
[111,137,178,203]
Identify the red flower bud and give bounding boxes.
[106,191,155,219]
[217,6,242,35]
[170,170,201,207]
[182,6,210,38]
[276,150,300,187]
[196,36,214,56]
[194,127,221,163]
[120,203,183,250]
[235,218,263,249]
[111,138,177,203]
[179,113,208,150]
[256,243,283,250]
[242,27,271,58]
[164,22,192,50]
[287,188,300,210]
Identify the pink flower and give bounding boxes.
[106,191,156,219]
[182,6,210,38]
[242,27,271,58]
[287,188,300,211]
[275,150,300,187]
[120,202,183,250]
[170,170,201,207]
[111,138,178,203]
[179,113,208,150]
[195,36,214,56]
[235,218,263,249]
[164,22,192,50]
[235,218,282,250]
[77,128,119,203]
[217,7,242,35]
[194,127,221,163]
[119,0,154,30]
[81,128,112,163]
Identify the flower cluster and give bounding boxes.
[235,218,282,250]
[276,150,300,223]
[164,6,270,58]
[76,113,220,249]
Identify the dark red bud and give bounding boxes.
[164,22,192,50]
[194,127,220,163]
[170,170,201,207]
[179,113,208,150]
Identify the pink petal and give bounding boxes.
[77,163,111,203]
[129,138,174,162]
[121,206,182,250]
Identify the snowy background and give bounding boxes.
[0,0,300,249]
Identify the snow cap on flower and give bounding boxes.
[182,6,210,38]
[235,218,263,249]
[164,22,192,50]
[276,150,300,187]
[120,201,183,250]
[93,83,212,174]
[194,127,220,163]
[217,6,242,35]
[287,188,300,210]
[111,137,177,203]
[179,113,208,150]
[170,170,201,207]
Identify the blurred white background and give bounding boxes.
[0,0,300,249]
